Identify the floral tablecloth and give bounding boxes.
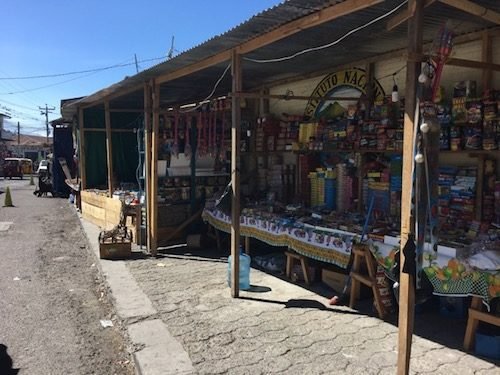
[368,240,500,305]
[202,208,358,269]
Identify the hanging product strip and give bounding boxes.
[196,110,202,158]
[184,112,191,159]
[172,110,179,158]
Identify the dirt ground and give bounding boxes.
[0,179,135,375]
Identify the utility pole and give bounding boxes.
[17,121,20,145]
[39,104,55,144]
[134,54,139,73]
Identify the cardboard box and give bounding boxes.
[322,269,346,292]
[99,241,131,259]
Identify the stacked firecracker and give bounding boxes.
[437,167,456,232]
[448,82,500,151]
[450,167,477,230]
[299,154,319,206]
[336,163,353,212]
[267,155,284,201]
[482,159,497,223]
[363,158,391,217]
[308,168,336,209]
[495,180,500,225]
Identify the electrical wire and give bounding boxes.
[179,63,231,113]
[0,98,40,112]
[0,69,103,95]
[244,0,409,64]
[0,68,47,106]
[376,65,406,81]
[0,56,166,80]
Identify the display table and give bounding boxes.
[202,207,358,269]
[367,239,500,306]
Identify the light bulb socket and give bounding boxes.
[391,84,399,102]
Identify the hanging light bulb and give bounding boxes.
[420,121,430,133]
[415,152,424,164]
[418,72,428,84]
[391,74,399,103]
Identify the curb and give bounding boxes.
[72,207,195,375]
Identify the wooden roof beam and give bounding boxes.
[386,0,436,31]
[156,0,383,85]
[439,0,500,25]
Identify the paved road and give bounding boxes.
[0,180,134,374]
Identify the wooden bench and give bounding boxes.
[463,296,500,351]
[285,251,311,285]
[349,244,387,319]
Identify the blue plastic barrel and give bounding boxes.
[227,248,251,290]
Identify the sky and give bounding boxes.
[0,0,282,136]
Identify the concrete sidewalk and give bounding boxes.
[78,215,499,375]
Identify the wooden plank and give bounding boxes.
[398,1,423,374]
[144,83,152,253]
[231,92,363,101]
[230,50,242,298]
[446,57,500,71]
[386,0,436,31]
[482,31,493,90]
[83,128,135,132]
[108,109,144,113]
[78,108,87,190]
[150,80,160,255]
[80,86,144,109]
[156,0,382,85]
[439,0,500,25]
[104,101,114,196]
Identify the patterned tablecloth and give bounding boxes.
[204,207,499,305]
[202,208,358,269]
[368,240,500,305]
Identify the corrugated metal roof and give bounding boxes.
[68,0,500,111]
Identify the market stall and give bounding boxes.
[62,0,500,371]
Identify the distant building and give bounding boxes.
[7,133,52,161]
[0,112,14,161]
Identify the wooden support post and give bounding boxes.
[190,115,197,214]
[78,108,87,190]
[475,154,485,221]
[230,50,242,298]
[143,83,152,253]
[397,1,423,374]
[150,80,160,255]
[104,101,114,197]
[482,31,493,92]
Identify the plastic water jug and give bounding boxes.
[227,247,251,290]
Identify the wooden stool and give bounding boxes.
[463,296,500,351]
[349,244,386,319]
[285,251,311,285]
